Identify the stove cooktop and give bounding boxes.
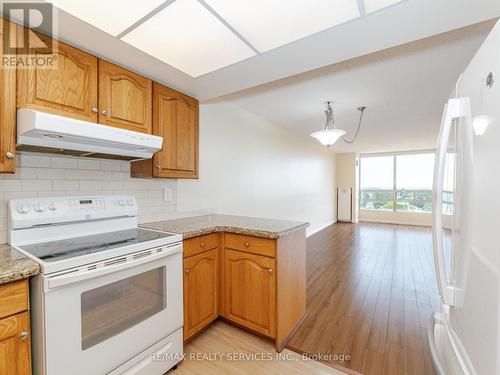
[19,228,177,262]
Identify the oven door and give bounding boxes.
[40,245,182,375]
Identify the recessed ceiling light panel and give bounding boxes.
[121,0,256,77]
[363,0,403,14]
[204,0,360,52]
[49,0,166,36]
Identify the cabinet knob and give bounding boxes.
[156,165,161,169]
[20,331,29,340]
[101,109,108,115]
[244,242,249,247]
[91,107,99,113]
[201,242,206,248]
[5,152,14,159]
[185,269,190,274]
[268,268,273,273]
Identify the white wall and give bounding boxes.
[177,101,337,235]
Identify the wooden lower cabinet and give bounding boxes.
[223,249,276,337]
[183,248,218,341]
[0,280,31,374]
[0,312,31,375]
[182,230,306,351]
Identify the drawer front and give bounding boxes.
[224,233,276,257]
[0,311,29,341]
[0,280,28,319]
[184,233,219,258]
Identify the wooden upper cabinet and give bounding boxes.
[98,60,152,133]
[0,19,16,173]
[17,32,98,122]
[224,249,276,338]
[183,249,218,341]
[131,83,199,179]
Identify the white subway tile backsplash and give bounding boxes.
[37,168,66,180]
[120,162,130,172]
[66,169,91,180]
[100,160,122,171]
[79,180,103,191]
[19,153,51,168]
[0,180,22,191]
[91,170,112,180]
[53,180,79,191]
[2,167,37,180]
[77,159,101,170]
[3,191,35,201]
[22,180,52,192]
[51,157,78,169]
[110,172,130,180]
[0,152,179,243]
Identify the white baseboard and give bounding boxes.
[306,219,337,237]
[359,218,432,227]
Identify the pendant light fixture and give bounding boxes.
[311,102,367,147]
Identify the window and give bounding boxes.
[360,156,394,211]
[360,152,435,213]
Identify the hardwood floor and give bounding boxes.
[286,222,440,375]
[174,320,346,374]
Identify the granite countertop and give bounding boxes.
[0,244,40,285]
[141,214,309,239]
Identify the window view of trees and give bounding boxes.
[360,152,435,213]
[360,156,394,211]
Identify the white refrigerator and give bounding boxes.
[429,19,500,375]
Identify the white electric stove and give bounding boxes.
[8,195,184,375]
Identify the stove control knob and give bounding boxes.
[17,204,30,214]
[127,199,134,206]
[48,203,57,211]
[119,200,125,206]
[34,203,46,213]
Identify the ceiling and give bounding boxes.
[3,0,496,100]
[50,0,379,78]
[221,20,496,153]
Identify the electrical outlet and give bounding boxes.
[163,187,173,202]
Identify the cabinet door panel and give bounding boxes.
[99,60,152,133]
[17,30,98,122]
[153,83,198,178]
[0,19,16,173]
[224,249,276,337]
[0,312,31,375]
[184,249,218,340]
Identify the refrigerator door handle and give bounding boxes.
[432,97,471,306]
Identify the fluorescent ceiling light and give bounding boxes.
[363,0,403,14]
[121,0,256,77]
[49,0,166,36]
[204,0,360,52]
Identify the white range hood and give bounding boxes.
[16,109,163,160]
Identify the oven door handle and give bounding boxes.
[46,244,182,290]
